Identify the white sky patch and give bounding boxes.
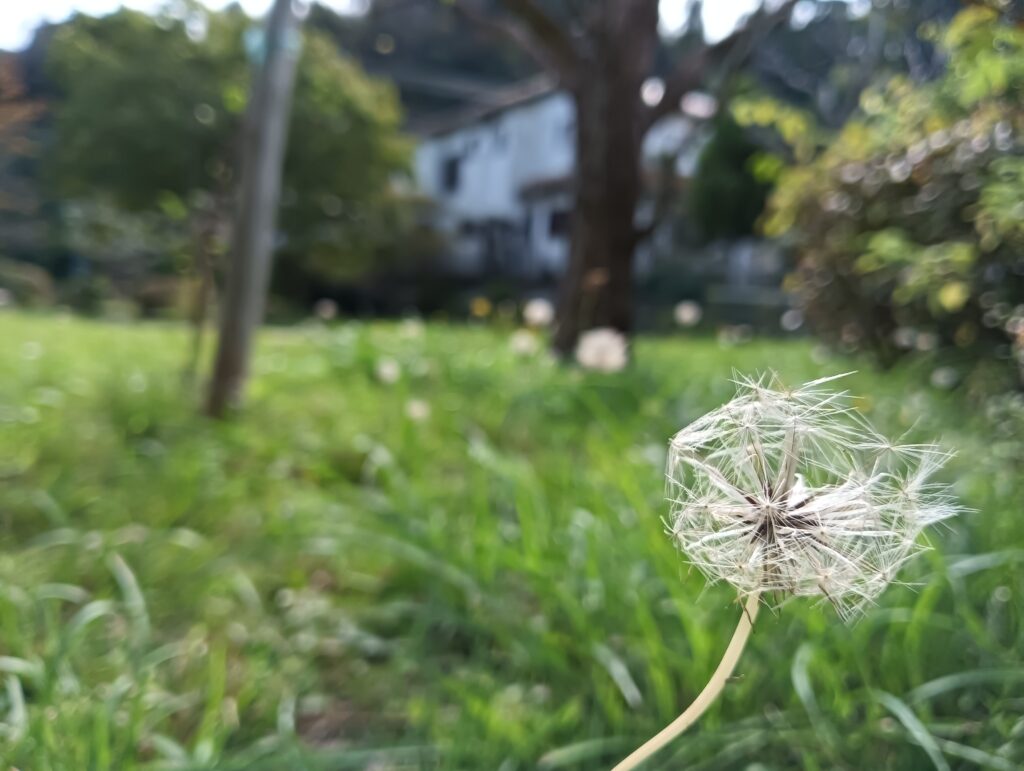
[0,0,368,50]
[4,0,845,53]
[4,0,851,51]
[660,0,763,43]
[662,0,852,43]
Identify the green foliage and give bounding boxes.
[759,8,1024,381]
[1,313,1022,769]
[733,97,823,164]
[688,115,772,242]
[0,258,54,307]
[46,6,245,209]
[278,34,416,284]
[44,4,415,294]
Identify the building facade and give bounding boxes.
[413,77,703,280]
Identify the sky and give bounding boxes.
[0,0,779,52]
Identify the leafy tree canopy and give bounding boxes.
[45,2,413,288]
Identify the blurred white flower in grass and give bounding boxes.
[399,317,425,339]
[409,358,433,378]
[930,366,959,390]
[892,326,917,350]
[915,331,939,352]
[716,325,752,347]
[405,398,431,422]
[313,298,338,321]
[127,371,148,393]
[674,300,703,327]
[576,327,628,373]
[780,309,804,332]
[810,344,833,364]
[510,329,539,356]
[375,357,401,385]
[666,372,960,620]
[523,297,555,328]
[32,387,64,408]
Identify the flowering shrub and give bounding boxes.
[758,7,1024,386]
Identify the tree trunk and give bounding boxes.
[457,0,793,357]
[182,221,218,386]
[183,256,211,386]
[552,2,658,357]
[551,94,640,355]
[206,0,303,417]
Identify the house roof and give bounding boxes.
[412,73,559,138]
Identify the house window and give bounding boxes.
[441,156,461,194]
[548,209,570,238]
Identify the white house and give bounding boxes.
[413,75,706,279]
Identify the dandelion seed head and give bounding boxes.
[399,317,425,339]
[313,298,338,321]
[404,398,431,422]
[375,357,401,385]
[576,327,628,373]
[666,372,960,620]
[510,328,540,356]
[523,298,555,328]
[674,300,703,328]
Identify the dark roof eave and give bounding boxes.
[412,74,560,138]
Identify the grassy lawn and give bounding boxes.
[0,312,1021,770]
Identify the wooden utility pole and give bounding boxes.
[206,0,304,417]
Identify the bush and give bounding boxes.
[689,114,771,242]
[0,257,55,307]
[761,7,1024,386]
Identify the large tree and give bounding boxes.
[45,1,409,388]
[451,0,797,353]
[45,3,410,309]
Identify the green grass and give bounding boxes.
[0,312,1021,770]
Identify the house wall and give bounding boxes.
[414,90,703,278]
[524,193,572,276]
[414,93,574,224]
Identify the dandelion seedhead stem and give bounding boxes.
[612,592,761,771]
[611,372,960,769]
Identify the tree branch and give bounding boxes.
[449,0,580,83]
[643,0,798,131]
[632,121,707,245]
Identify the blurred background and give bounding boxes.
[1,0,1023,769]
